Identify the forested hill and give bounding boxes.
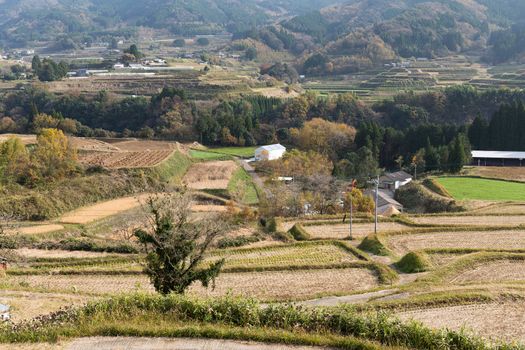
[0,0,342,47]
[238,0,525,74]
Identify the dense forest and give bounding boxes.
[2,82,525,178]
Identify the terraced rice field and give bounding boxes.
[474,204,525,215]
[210,243,357,270]
[410,215,525,226]
[59,194,151,224]
[304,222,409,239]
[398,302,525,343]
[184,160,238,190]
[385,230,525,255]
[7,268,379,301]
[79,150,174,168]
[109,140,180,152]
[449,259,525,283]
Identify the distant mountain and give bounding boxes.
[238,0,525,74]
[0,0,343,47]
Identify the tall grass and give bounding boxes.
[1,294,521,350]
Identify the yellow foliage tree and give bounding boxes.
[0,137,29,184]
[32,128,78,181]
[344,188,375,214]
[291,118,356,160]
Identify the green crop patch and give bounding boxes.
[436,177,525,201]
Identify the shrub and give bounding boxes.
[36,238,138,254]
[395,252,433,273]
[288,224,311,241]
[358,235,390,256]
[395,182,464,214]
[217,235,261,249]
[5,294,510,350]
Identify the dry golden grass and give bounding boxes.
[191,269,379,301]
[111,140,180,152]
[385,230,525,255]
[0,291,87,322]
[14,248,122,259]
[465,166,525,182]
[59,194,151,224]
[210,243,358,270]
[411,215,525,226]
[398,301,525,343]
[70,138,120,152]
[449,260,525,283]
[184,161,238,190]
[304,222,408,239]
[474,203,525,215]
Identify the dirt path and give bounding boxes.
[66,337,336,350]
[299,289,398,307]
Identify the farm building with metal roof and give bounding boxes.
[471,150,525,166]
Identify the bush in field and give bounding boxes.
[395,182,464,213]
[395,251,433,273]
[288,223,310,241]
[358,235,390,256]
[135,192,227,295]
[344,187,375,214]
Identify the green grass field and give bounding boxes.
[436,177,525,201]
[209,146,257,158]
[189,149,232,161]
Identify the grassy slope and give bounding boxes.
[436,177,525,201]
[0,151,191,221]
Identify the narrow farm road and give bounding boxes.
[66,337,337,350]
[240,159,270,198]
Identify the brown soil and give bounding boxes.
[79,150,174,169]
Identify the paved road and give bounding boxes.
[66,337,335,350]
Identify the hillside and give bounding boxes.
[0,0,342,47]
[239,0,525,75]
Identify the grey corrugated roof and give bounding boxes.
[380,171,412,183]
[472,150,525,160]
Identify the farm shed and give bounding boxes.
[379,171,413,191]
[365,189,404,215]
[255,144,286,162]
[472,150,525,166]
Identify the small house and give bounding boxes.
[255,144,286,162]
[379,171,413,191]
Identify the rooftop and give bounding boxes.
[472,150,525,160]
[380,171,413,183]
[257,144,286,151]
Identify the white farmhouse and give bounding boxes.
[255,144,286,161]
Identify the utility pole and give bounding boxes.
[374,175,379,235]
[367,176,380,235]
[349,191,353,240]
